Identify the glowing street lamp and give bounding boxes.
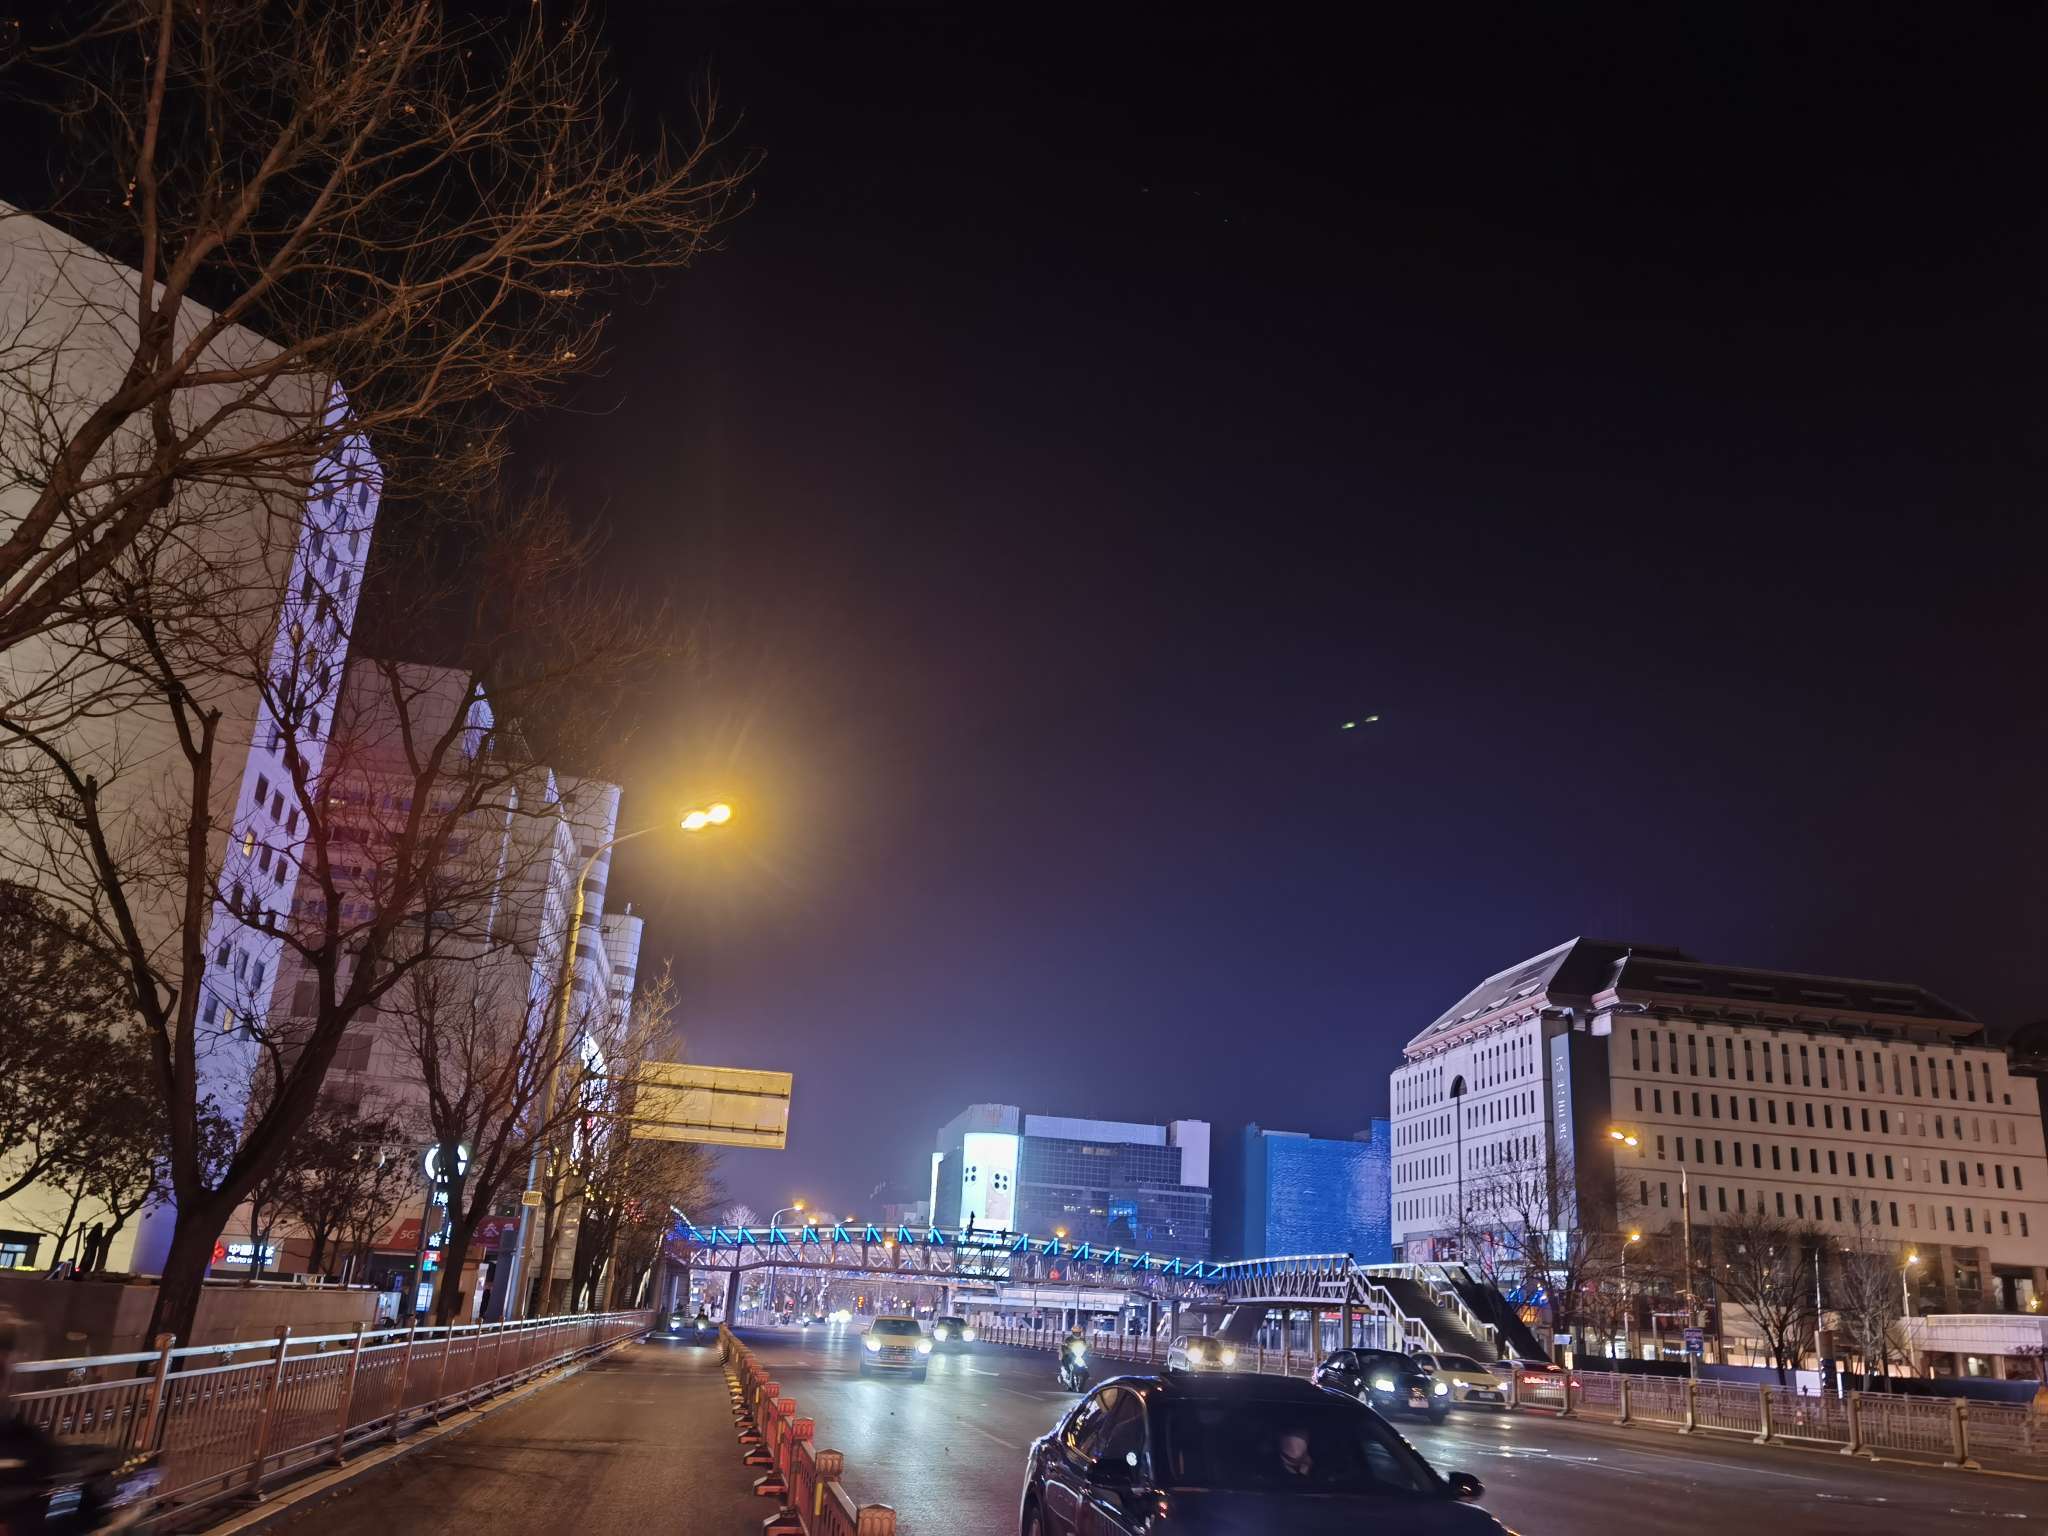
[1610,1123,1697,1379]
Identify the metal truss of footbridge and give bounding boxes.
[667,1225,1504,1359]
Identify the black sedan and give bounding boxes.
[1019,1371,1506,1535]
[1312,1348,1450,1424]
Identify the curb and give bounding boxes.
[190,1336,643,1536]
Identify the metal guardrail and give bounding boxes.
[723,1328,897,1536]
[12,1310,652,1524]
[965,1317,2040,1471]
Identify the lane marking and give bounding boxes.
[963,1421,1024,1452]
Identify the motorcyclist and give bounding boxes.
[694,1307,711,1331]
[1058,1323,1089,1389]
[0,1309,68,1532]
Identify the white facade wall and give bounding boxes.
[0,210,379,1274]
[1390,1017,1552,1252]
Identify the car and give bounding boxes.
[1409,1351,1508,1407]
[859,1316,932,1379]
[932,1316,978,1348]
[1164,1334,1236,1373]
[1312,1348,1450,1424]
[1018,1370,1506,1535]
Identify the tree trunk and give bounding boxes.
[306,1229,329,1277]
[148,1206,234,1344]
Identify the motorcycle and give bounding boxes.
[1057,1339,1090,1392]
[0,1445,161,1535]
[692,1317,714,1342]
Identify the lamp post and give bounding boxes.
[1450,1075,1468,1261]
[1902,1251,1921,1379]
[1621,1230,1641,1361]
[1609,1125,1695,1380]
[502,801,733,1320]
[767,1202,804,1322]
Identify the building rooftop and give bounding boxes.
[1406,937,1976,1056]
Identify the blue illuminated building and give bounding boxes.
[1216,1122,1391,1262]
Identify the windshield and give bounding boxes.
[1161,1400,1437,1497]
[871,1319,922,1337]
[1436,1354,1483,1371]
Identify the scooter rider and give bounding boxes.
[1058,1322,1090,1390]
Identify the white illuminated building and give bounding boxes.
[0,208,380,1275]
[1389,938,2048,1356]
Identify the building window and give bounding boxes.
[1772,1146,1781,1170]
[0,1232,38,1269]
[1880,1109,1890,1134]
[1631,1029,1640,1070]
[1829,1151,1838,1175]
[1768,1101,1777,1124]
[1745,1041,1755,1081]
[1800,1045,1810,1087]
[1911,1058,1923,1096]
[1660,1183,1669,1208]
[1890,1202,1899,1226]
[1824,1105,1833,1129]
[1833,1197,1843,1222]
[1634,1087,1643,1111]
[1692,1092,1702,1116]
[1886,1156,1895,1179]
[1654,1089,1663,1113]
[1738,1188,1747,1213]
[1714,1141,1724,1165]
[1718,1188,1728,1213]
[256,773,270,805]
[1805,1103,1815,1128]
[1712,1095,1721,1119]
[1689,1036,1699,1075]
[1776,1192,1785,1216]
[1651,1035,1661,1073]
[1707,1038,1718,1078]
[1795,1193,1805,1217]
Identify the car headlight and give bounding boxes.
[916,1338,933,1354]
[1433,1381,1449,1395]
[864,1335,881,1352]
[1219,1349,1236,1366]
[1372,1376,1395,1392]
[962,1327,976,1341]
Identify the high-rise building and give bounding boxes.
[0,208,380,1275]
[1390,938,2048,1323]
[930,1105,1212,1262]
[1216,1122,1391,1263]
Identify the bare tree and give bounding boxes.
[278,1103,412,1278]
[1712,1209,1825,1384]
[560,968,721,1311]
[1835,1218,1906,1388]
[1466,1143,1636,1360]
[383,943,603,1326]
[0,0,745,657]
[2,472,669,1343]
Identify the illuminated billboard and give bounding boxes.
[961,1131,1019,1230]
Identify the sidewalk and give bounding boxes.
[238,1336,763,1535]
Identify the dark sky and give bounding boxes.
[528,4,2048,1219]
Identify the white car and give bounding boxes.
[1165,1334,1237,1372]
[1411,1351,1508,1407]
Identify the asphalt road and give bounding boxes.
[741,1324,2048,1535]
[284,1333,761,1536]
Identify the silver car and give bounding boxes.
[1165,1333,1237,1372]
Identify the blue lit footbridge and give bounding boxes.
[665,1224,1534,1360]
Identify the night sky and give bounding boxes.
[524,6,2048,1218]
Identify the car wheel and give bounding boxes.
[1429,1406,1448,1425]
[1022,1500,1044,1536]
[914,1369,928,1382]
[858,1361,869,1377]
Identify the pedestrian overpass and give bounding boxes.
[664,1223,1537,1360]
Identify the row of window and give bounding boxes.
[1629,1025,2000,1104]
[1629,1131,2026,1192]
[1636,1178,2029,1239]
[1629,1083,2020,1147]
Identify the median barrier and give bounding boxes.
[723,1328,898,1536]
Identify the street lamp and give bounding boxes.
[1609,1125,1696,1380]
[502,801,736,1320]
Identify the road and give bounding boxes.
[286,1334,760,1536]
[741,1325,2048,1534]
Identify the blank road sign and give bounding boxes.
[632,1062,793,1149]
